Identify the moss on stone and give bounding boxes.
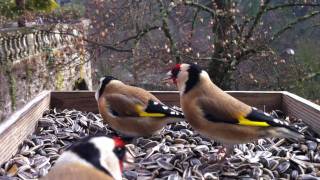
[25,62,32,98]
[55,70,64,90]
[4,61,16,111]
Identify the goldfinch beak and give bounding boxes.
[162,71,173,83]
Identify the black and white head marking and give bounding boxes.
[55,135,125,180]
[168,63,202,95]
[95,76,117,101]
[184,63,201,94]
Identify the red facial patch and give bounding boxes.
[113,136,125,148]
[173,64,181,70]
[171,64,181,84]
[112,136,125,171]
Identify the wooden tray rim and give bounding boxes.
[0,91,50,135]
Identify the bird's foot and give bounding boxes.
[217,146,228,162]
[212,145,234,164]
[207,147,227,165]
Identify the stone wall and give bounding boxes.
[0,20,92,122]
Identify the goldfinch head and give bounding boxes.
[95,76,118,101]
[55,135,126,180]
[166,63,202,94]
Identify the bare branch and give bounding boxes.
[271,10,320,41]
[245,0,271,42]
[181,53,226,62]
[184,0,215,16]
[86,40,132,52]
[243,2,320,41]
[158,0,181,63]
[241,8,320,59]
[311,23,320,28]
[302,72,320,81]
[45,30,132,53]
[267,3,320,11]
[117,26,160,44]
[187,8,200,47]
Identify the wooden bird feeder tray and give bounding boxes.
[1,91,320,166]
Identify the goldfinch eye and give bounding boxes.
[113,146,126,160]
[171,64,181,78]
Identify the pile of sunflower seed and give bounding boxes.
[0,109,320,180]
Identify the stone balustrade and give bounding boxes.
[0,24,80,64]
[0,20,92,122]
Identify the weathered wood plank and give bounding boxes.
[152,91,282,111]
[282,92,320,134]
[50,91,98,113]
[0,91,50,165]
[2,90,319,166]
[1,90,320,167]
[152,91,180,106]
[49,91,320,135]
[227,91,282,111]
[51,91,283,112]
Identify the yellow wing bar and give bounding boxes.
[135,105,166,117]
[238,116,270,127]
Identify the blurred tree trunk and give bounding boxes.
[16,0,26,27]
[209,0,234,90]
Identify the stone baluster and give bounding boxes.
[33,31,38,54]
[17,34,24,59]
[44,31,50,47]
[40,31,46,52]
[47,31,53,48]
[15,35,21,60]
[0,37,5,62]
[55,30,62,47]
[40,31,45,52]
[59,28,66,46]
[7,38,15,61]
[2,38,8,62]
[11,36,18,61]
[14,35,19,60]
[16,36,22,59]
[64,31,70,45]
[20,34,26,58]
[21,34,28,57]
[38,31,44,52]
[26,33,35,55]
[45,31,49,49]
[51,30,57,47]
[42,31,47,52]
[51,32,56,47]
[34,31,41,53]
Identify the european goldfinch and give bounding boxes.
[95,76,184,137]
[165,63,319,158]
[41,135,127,180]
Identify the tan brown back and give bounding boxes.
[104,82,160,105]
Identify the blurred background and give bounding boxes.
[0,0,319,103]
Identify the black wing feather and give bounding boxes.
[145,100,184,118]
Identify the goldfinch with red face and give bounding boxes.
[165,63,319,158]
[41,135,126,180]
[95,76,184,137]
